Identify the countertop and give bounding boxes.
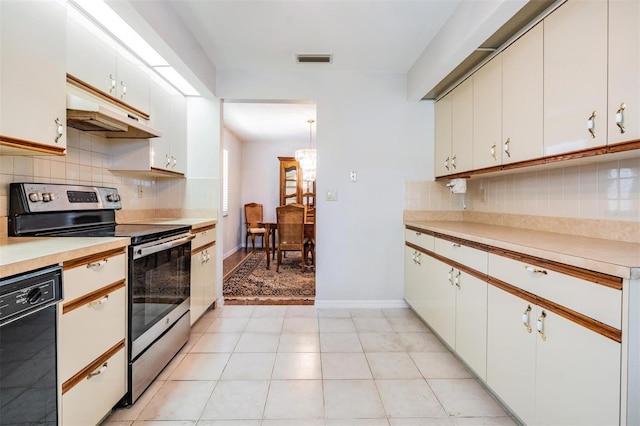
[405,220,640,280]
[135,218,217,231]
[0,236,130,278]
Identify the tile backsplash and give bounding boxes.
[405,157,640,223]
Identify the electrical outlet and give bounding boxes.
[326,190,338,201]
[137,185,143,198]
[350,170,357,182]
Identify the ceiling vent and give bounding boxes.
[296,54,332,64]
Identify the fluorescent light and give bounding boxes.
[70,0,168,67]
[154,66,200,96]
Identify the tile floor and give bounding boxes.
[103,305,516,426]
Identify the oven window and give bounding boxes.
[130,243,191,343]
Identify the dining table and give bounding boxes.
[258,221,315,270]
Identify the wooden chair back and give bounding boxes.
[276,204,306,250]
[244,203,264,228]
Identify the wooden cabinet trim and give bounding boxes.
[194,224,216,233]
[433,232,490,253]
[0,135,66,155]
[149,167,185,177]
[67,74,150,121]
[406,225,435,236]
[63,248,126,270]
[62,279,125,315]
[193,241,216,256]
[61,339,125,395]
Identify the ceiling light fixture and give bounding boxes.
[295,119,316,182]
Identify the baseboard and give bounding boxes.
[313,299,409,309]
[223,245,242,259]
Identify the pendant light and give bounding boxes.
[295,119,316,182]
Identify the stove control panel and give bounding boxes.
[13,183,122,213]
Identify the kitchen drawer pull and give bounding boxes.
[444,157,450,171]
[451,243,461,248]
[451,155,457,169]
[537,311,547,341]
[503,138,511,158]
[415,232,421,236]
[87,362,108,379]
[415,252,421,266]
[109,74,116,93]
[87,295,109,308]
[522,305,532,333]
[524,265,547,275]
[587,111,597,138]
[120,81,127,96]
[491,144,497,160]
[616,103,626,134]
[454,270,461,289]
[448,268,454,286]
[87,259,108,269]
[54,118,64,143]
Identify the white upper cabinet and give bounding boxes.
[543,0,608,156]
[450,78,474,173]
[501,23,544,164]
[1,0,67,153]
[472,56,502,170]
[150,77,186,174]
[115,47,150,115]
[608,0,640,145]
[434,93,453,177]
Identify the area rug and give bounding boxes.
[223,250,315,305]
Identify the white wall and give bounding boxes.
[222,127,244,257]
[217,69,433,306]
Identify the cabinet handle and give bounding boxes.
[491,144,497,160]
[166,154,172,168]
[412,251,417,264]
[54,118,64,143]
[451,155,457,169]
[587,111,597,138]
[172,156,177,167]
[415,232,421,236]
[524,265,547,275]
[87,259,108,269]
[451,243,461,248]
[537,311,547,341]
[454,270,461,289]
[87,362,108,379]
[416,252,421,266]
[448,268,454,285]
[121,81,127,97]
[444,157,450,171]
[87,295,109,308]
[522,305,532,333]
[503,138,511,158]
[616,103,626,134]
[109,74,116,93]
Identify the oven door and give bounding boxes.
[129,233,193,360]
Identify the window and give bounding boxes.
[222,148,229,216]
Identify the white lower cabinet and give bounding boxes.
[487,286,621,426]
[424,258,457,347]
[453,271,487,380]
[404,246,431,320]
[190,226,217,325]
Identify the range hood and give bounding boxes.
[66,94,161,139]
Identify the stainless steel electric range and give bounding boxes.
[9,182,194,405]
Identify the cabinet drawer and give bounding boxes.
[59,285,126,382]
[405,228,434,251]
[193,227,216,250]
[63,252,126,301]
[62,346,126,426]
[488,253,621,329]
[435,237,487,273]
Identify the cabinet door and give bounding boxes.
[454,272,487,380]
[150,78,173,170]
[434,93,453,177]
[1,0,67,149]
[502,23,544,164]
[451,78,474,173]
[486,286,536,425]
[170,93,187,174]
[473,57,502,170]
[424,258,456,347]
[190,251,206,325]
[534,308,621,426]
[543,0,608,155]
[66,6,118,96]
[116,47,150,116]
[203,248,216,309]
[279,157,302,205]
[608,0,640,145]
[404,247,431,321]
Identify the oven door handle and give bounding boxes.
[133,234,195,259]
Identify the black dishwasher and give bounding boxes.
[0,265,63,426]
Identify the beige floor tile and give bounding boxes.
[192,315,219,334]
[317,308,352,318]
[386,316,430,332]
[261,420,325,426]
[277,332,320,352]
[218,306,255,318]
[156,352,186,381]
[319,317,356,333]
[285,305,319,317]
[323,379,386,419]
[234,332,280,352]
[320,333,363,353]
[102,421,133,426]
[272,352,322,379]
[180,333,204,354]
[206,317,249,333]
[410,352,473,379]
[282,317,319,332]
[321,352,372,379]
[137,380,216,421]
[191,333,241,353]
[263,380,324,419]
[376,379,446,418]
[197,421,261,426]
[326,420,390,426]
[251,305,288,318]
[220,352,276,380]
[366,353,423,379]
[245,317,284,333]
[359,332,405,352]
[349,308,384,317]
[451,416,516,425]
[169,353,230,381]
[389,418,453,425]
[427,379,507,417]
[382,308,417,319]
[132,421,196,426]
[353,317,392,332]
[107,380,164,421]
[397,333,447,352]
[200,380,269,420]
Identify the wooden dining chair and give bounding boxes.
[275,204,307,272]
[304,208,315,267]
[244,203,266,252]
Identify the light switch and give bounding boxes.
[326,190,338,201]
[350,171,357,182]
